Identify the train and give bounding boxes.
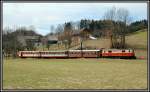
[17,48,136,59]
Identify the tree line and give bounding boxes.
[2,27,42,57]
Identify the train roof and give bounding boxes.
[18,49,134,52]
[102,49,134,51]
[68,50,100,52]
[19,50,67,52]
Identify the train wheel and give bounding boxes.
[132,56,136,59]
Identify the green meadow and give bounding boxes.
[3,58,147,89]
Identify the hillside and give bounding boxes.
[126,29,147,50]
[77,29,147,50]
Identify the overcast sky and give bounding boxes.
[3,3,147,36]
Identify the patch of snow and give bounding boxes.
[89,35,97,40]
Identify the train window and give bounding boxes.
[122,50,125,52]
[108,50,112,53]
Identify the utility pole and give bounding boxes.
[80,38,83,57]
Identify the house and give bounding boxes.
[80,28,91,40]
[17,35,42,47]
[46,35,58,44]
[41,34,58,46]
[25,36,42,46]
[71,28,92,45]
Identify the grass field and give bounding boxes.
[3,58,147,89]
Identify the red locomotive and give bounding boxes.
[101,49,136,59]
[17,48,136,59]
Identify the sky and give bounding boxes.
[3,3,147,36]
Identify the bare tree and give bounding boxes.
[63,22,73,48]
[103,6,130,48]
[55,24,64,48]
[55,24,64,41]
[103,6,116,48]
[116,8,130,48]
[104,6,116,21]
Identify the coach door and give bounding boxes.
[122,50,126,57]
[108,50,112,56]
